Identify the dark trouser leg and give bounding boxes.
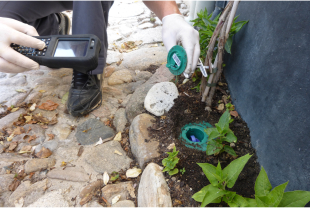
[72,2,113,74]
[0,1,113,74]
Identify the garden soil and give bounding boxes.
[143,67,261,207]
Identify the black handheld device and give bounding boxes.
[10,34,101,73]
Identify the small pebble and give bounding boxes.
[171,177,176,182]
[180,181,184,187]
[230,143,235,148]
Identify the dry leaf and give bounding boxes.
[217,103,225,111]
[94,137,103,146]
[114,150,122,156]
[19,145,32,154]
[39,90,46,93]
[49,114,58,125]
[9,180,21,191]
[29,103,36,111]
[103,171,109,185]
[167,143,175,150]
[230,111,239,118]
[41,125,48,129]
[38,100,59,111]
[24,115,32,123]
[7,133,14,142]
[80,193,92,206]
[111,195,121,205]
[82,127,91,133]
[36,147,52,158]
[47,134,55,141]
[160,116,166,120]
[16,89,26,93]
[127,183,136,198]
[126,167,142,178]
[77,146,84,157]
[61,161,67,167]
[13,127,25,135]
[33,114,49,124]
[27,135,37,143]
[11,107,19,112]
[113,132,122,141]
[116,59,123,66]
[29,172,35,179]
[8,142,18,151]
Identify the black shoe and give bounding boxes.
[67,71,102,117]
[56,12,71,35]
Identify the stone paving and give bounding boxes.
[0,0,189,207]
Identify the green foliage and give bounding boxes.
[205,110,237,156]
[192,154,252,207]
[191,9,248,62]
[191,69,202,92]
[162,146,179,176]
[180,168,186,175]
[225,103,235,111]
[110,171,119,182]
[193,162,310,207]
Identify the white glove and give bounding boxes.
[162,14,200,78]
[0,18,45,73]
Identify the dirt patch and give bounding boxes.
[144,73,261,207]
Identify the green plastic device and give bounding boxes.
[166,45,187,75]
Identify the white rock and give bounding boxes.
[138,163,172,207]
[112,200,135,207]
[144,82,179,116]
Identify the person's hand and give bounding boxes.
[162,14,200,78]
[0,17,45,73]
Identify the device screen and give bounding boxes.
[54,40,88,57]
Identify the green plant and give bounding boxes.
[193,155,310,207]
[191,8,248,62]
[192,154,253,207]
[191,69,202,92]
[205,110,237,156]
[180,167,186,175]
[162,146,179,175]
[110,171,119,182]
[225,103,235,111]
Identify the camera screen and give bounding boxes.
[54,40,88,57]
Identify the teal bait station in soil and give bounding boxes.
[179,122,213,151]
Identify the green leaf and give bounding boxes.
[222,191,236,203]
[234,20,249,33]
[223,154,252,188]
[205,128,216,136]
[244,197,257,207]
[192,185,222,204]
[215,124,222,134]
[255,166,273,197]
[223,130,237,143]
[217,110,231,131]
[201,187,227,207]
[278,190,310,207]
[110,171,119,182]
[162,158,168,166]
[208,129,220,140]
[197,163,219,186]
[206,139,222,155]
[223,192,248,207]
[215,162,223,180]
[168,168,179,176]
[223,145,237,156]
[256,181,288,207]
[202,18,212,26]
[224,35,233,54]
[226,194,250,207]
[163,166,170,172]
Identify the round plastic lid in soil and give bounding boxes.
[166,45,187,75]
[179,122,213,151]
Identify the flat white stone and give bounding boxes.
[27,190,70,207]
[144,82,178,116]
[128,27,162,44]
